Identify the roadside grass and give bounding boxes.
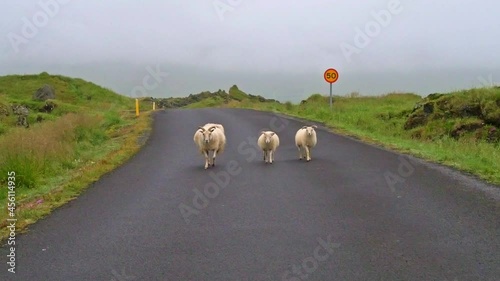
[223,89,500,185]
[0,110,152,241]
[0,73,154,242]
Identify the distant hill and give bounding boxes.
[149,85,280,109]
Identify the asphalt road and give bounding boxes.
[2,108,499,281]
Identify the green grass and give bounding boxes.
[228,85,249,101]
[221,89,500,185]
[0,72,154,241]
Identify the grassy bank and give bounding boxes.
[0,73,154,241]
[220,88,500,185]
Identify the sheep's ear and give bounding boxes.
[260,131,265,135]
[270,132,275,136]
[301,126,307,129]
[312,125,317,128]
[208,126,216,132]
[198,126,205,131]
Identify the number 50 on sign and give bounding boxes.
[324,68,339,84]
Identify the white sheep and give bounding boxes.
[295,125,317,162]
[202,123,224,134]
[257,131,280,164]
[193,123,226,169]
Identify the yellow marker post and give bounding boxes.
[153,102,156,111]
[135,99,139,116]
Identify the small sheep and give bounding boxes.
[257,131,280,164]
[295,125,317,162]
[193,123,226,169]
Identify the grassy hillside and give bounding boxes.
[181,86,500,185]
[0,72,153,241]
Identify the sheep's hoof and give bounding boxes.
[307,159,311,162]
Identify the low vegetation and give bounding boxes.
[0,72,153,241]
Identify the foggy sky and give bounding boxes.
[1,0,500,102]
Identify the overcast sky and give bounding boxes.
[1,0,500,102]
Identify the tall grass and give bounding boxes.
[0,113,102,191]
[0,72,155,242]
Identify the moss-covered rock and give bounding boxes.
[0,102,10,117]
[486,126,499,143]
[404,112,428,130]
[450,120,484,139]
[404,87,500,141]
[481,99,500,127]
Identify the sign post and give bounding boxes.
[323,68,339,109]
[136,99,139,116]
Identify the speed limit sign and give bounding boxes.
[324,68,339,84]
[324,68,339,109]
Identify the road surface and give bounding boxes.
[2,108,499,280]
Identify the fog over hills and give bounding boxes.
[1,60,498,102]
[1,0,499,102]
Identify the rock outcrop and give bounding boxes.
[33,84,56,101]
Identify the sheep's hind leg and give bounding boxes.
[298,146,303,160]
[269,150,274,164]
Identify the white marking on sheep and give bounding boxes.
[295,125,317,162]
[257,130,280,164]
[193,123,226,169]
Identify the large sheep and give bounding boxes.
[257,131,280,164]
[193,123,226,169]
[295,125,317,162]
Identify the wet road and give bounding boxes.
[2,108,499,281]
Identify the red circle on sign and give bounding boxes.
[324,68,339,84]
